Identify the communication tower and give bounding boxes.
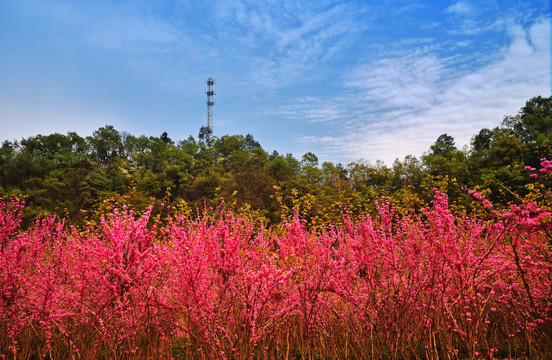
[206,76,215,143]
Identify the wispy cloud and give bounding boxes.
[291,17,550,164]
[446,1,474,16]
[345,54,446,112]
[209,1,367,87]
[276,96,348,123]
[444,0,505,36]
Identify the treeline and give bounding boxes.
[0,96,550,226]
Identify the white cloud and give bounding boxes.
[275,96,347,123]
[345,54,446,111]
[293,17,550,164]
[445,0,505,36]
[210,1,366,88]
[446,1,474,16]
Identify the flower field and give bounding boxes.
[1,165,551,359]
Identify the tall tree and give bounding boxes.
[160,131,174,145]
[87,125,122,165]
[503,96,552,143]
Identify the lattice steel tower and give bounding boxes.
[206,76,216,143]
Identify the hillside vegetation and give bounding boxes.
[1,97,551,228]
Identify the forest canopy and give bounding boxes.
[0,95,550,227]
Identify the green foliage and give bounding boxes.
[81,167,114,196]
[87,125,122,165]
[0,96,549,227]
[503,95,552,143]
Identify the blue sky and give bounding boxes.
[0,0,549,165]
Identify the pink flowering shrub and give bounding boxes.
[0,198,23,248]
[0,161,551,359]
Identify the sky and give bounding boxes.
[0,0,550,165]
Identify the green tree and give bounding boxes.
[198,126,214,147]
[301,152,321,183]
[87,125,122,165]
[430,133,456,157]
[267,154,295,183]
[215,135,247,158]
[245,134,260,149]
[471,128,493,153]
[391,155,423,190]
[80,167,113,198]
[347,160,393,192]
[423,134,459,177]
[321,161,344,188]
[160,131,174,145]
[503,96,552,143]
[179,136,200,157]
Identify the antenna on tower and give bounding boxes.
[205,76,216,144]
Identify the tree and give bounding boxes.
[301,152,321,183]
[215,135,246,158]
[0,142,15,184]
[503,96,552,143]
[423,134,462,177]
[179,136,199,157]
[267,154,294,182]
[249,147,268,168]
[67,131,88,155]
[321,162,342,187]
[119,132,136,161]
[392,155,423,189]
[80,167,113,197]
[160,132,174,145]
[471,128,493,153]
[301,152,319,167]
[87,125,122,165]
[430,133,456,158]
[198,126,213,147]
[245,134,260,149]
